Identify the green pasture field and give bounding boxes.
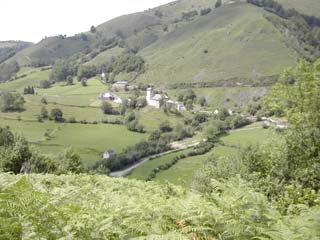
[0,119,146,167]
[135,106,186,132]
[133,122,279,187]
[128,149,191,181]
[154,150,213,187]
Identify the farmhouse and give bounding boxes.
[100,92,123,103]
[103,149,116,160]
[112,81,129,91]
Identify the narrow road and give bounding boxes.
[109,142,199,177]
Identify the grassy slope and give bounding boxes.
[85,47,124,66]
[0,68,51,91]
[168,86,268,109]
[136,2,296,86]
[154,150,212,187]
[4,36,92,66]
[0,41,33,63]
[277,0,320,17]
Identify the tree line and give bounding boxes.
[0,126,83,174]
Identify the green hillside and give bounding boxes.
[7,36,92,67]
[2,0,320,86]
[136,2,297,86]
[1,173,319,239]
[0,41,33,64]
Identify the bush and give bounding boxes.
[39,80,51,89]
[0,92,25,112]
[182,10,198,20]
[50,108,63,122]
[215,0,222,8]
[159,121,172,133]
[66,76,74,86]
[23,86,35,95]
[41,97,48,104]
[68,117,77,123]
[81,78,88,87]
[194,113,208,123]
[200,8,212,16]
[101,102,113,114]
[40,106,49,119]
[126,120,144,133]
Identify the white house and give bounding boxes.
[103,149,116,160]
[100,92,123,104]
[101,72,106,79]
[213,109,220,115]
[146,87,167,109]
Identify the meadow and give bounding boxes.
[0,119,146,167]
[129,122,278,187]
[128,149,191,180]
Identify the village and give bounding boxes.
[99,80,186,111]
[98,79,289,162]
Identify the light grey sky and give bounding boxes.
[1,0,172,43]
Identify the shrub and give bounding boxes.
[50,108,64,122]
[41,97,48,104]
[101,102,113,114]
[0,92,25,112]
[40,106,49,119]
[200,8,212,16]
[159,121,172,133]
[39,80,51,89]
[215,0,222,8]
[68,117,77,123]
